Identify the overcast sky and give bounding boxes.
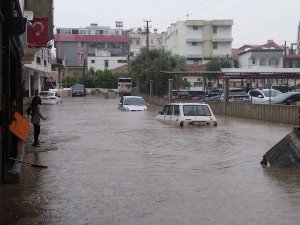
[54,0,300,48]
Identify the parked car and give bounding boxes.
[214,88,250,103]
[271,85,290,93]
[263,92,300,105]
[248,88,282,104]
[72,84,86,97]
[118,96,148,111]
[38,91,62,105]
[173,90,206,101]
[155,102,217,127]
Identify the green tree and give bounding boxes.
[130,48,186,96]
[206,57,233,71]
[93,69,117,88]
[62,75,79,85]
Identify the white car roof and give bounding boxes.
[168,102,209,106]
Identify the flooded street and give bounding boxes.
[1,96,300,225]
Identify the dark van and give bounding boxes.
[72,84,86,97]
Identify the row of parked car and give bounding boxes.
[174,87,300,105]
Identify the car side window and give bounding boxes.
[162,105,170,115]
[167,105,173,115]
[250,90,259,97]
[174,105,180,116]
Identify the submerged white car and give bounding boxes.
[38,91,62,105]
[155,103,217,127]
[118,96,148,111]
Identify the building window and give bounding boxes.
[213,26,217,34]
[252,59,256,65]
[275,60,279,66]
[193,26,198,30]
[213,42,217,50]
[44,60,47,66]
[194,82,203,87]
[117,59,127,63]
[192,42,197,46]
[259,59,266,66]
[105,60,109,68]
[36,57,41,64]
[91,60,95,64]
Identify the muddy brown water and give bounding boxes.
[1,96,300,225]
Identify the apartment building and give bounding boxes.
[161,20,233,65]
[54,23,129,79]
[23,48,53,96]
[238,40,284,68]
[129,29,162,56]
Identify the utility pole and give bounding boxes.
[143,20,151,93]
[143,20,151,54]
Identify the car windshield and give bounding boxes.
[73,85,84,90]
[183,105,211,116]
[39,92,54,96]
[262,89,282,97]
[124,98,145,106]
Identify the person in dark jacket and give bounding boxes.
[31,96,46,147]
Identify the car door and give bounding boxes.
[249,90,263,103]
[157,105,173,123]
[171,104,180,125]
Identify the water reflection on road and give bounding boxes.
[1,96,300,225]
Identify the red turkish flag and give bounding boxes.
[27,17,49,47]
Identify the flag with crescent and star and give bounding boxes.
[27,17,49,47]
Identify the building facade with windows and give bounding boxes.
[161,20,233,65]
[129,29,162,57]
[54,23,129,81]
[87,56,128,71]
[23,48,53,96]
[238,40,284,68]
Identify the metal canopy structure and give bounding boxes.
[161,68,300,80]
[221,68,300,79]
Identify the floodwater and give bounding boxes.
[1,96,300,225]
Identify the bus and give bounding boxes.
[118,77,132,96]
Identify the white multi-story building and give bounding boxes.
[161,20,233,65]
[87,55,127,71]
[238,40,284,68]
[129,29,162,56]
[23,48,53,96]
